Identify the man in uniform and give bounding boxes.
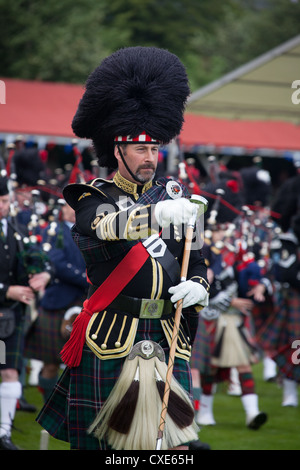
[0,176,52,450]
[37,46,210,450]
[25,201,88,403]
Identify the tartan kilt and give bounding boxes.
[190,317,216,376]
[255,286,300,356]
[273,343,300,383]
[36,318,193,450]
[211,312,259,368]
[252,297,275,346]
[0,307,25,373]
[257,286,300,383]
[24,298,84,364]
[190,311,259,376]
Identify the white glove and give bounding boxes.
[168,280,209,308]
[210,291,232,312]
[155,198,198,228]
[200,307,220,321]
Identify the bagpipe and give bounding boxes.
[175,145,282,294]
[0,142,62,271]
[68,139,86,184]
[2,139,91,245]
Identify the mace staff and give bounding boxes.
[156,194,208,450]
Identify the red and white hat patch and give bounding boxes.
[114,131,160,144]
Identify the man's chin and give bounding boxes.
[136,170,155,183]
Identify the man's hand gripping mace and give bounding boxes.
[156,194,208,450]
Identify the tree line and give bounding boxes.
[0,0,299,91]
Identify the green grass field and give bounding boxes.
[11,362,300,451]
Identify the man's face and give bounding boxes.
[211,228,225,243]
[0,194,10,219]
[14,189,32,209]
[115,143,159,184]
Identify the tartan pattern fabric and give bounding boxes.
[252,297,274,343]
[190,311,259,377]
[25,299,83,364]
[190,317,217,375]
[72,227,136,264]
[138,177,190,204]
[256,286,300,352]
[0,220,6,242]
[256,286,300,382]
[238,371,255,394]
[273,344,300,383]
[25,306,65,364]
[0,309,24,373]
[36,319,193,450]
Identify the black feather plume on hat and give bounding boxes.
[0,176,9,196]
[203,171,244,225]
[14,149,45,186]
[72,47,190,168]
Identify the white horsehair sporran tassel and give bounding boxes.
[88,340,198,450]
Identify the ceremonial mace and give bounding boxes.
[156,194,208,450]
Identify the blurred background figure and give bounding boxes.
[24,201,88,403]
[191,182,269,430]
[0,176,52,450]
[256,169,300,408]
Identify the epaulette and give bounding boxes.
[63,178,113,210]
[211,245,222,255]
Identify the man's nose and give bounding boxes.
[145,148,155,160]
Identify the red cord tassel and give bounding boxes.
[60,301,93,368]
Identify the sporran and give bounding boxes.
[0,308,16,339]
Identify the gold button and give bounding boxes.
[101,343,107,350]
[182,343,187,349]
[115,341,121,348]
[91,334,97,340]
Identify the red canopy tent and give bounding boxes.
[181,113,300,153]
[0,78,83,141]
[0,77,300,155]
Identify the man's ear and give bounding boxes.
[114,145,122,163]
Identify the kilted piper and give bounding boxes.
[36,46,210,450]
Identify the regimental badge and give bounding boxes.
[78,192,91,201]
[166,180,183,199]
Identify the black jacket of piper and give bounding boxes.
[63,174,209,302]
[0,217,53,307]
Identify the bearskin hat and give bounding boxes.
[72,46,190,168]
[272,173,300,232]
[13,148,45,187]
[203,170,245,225]
[0,176,9,196]
[240,166,271,207]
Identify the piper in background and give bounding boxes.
[0,176,52,450]
[24,200,88,403]
[191,183,268,431]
